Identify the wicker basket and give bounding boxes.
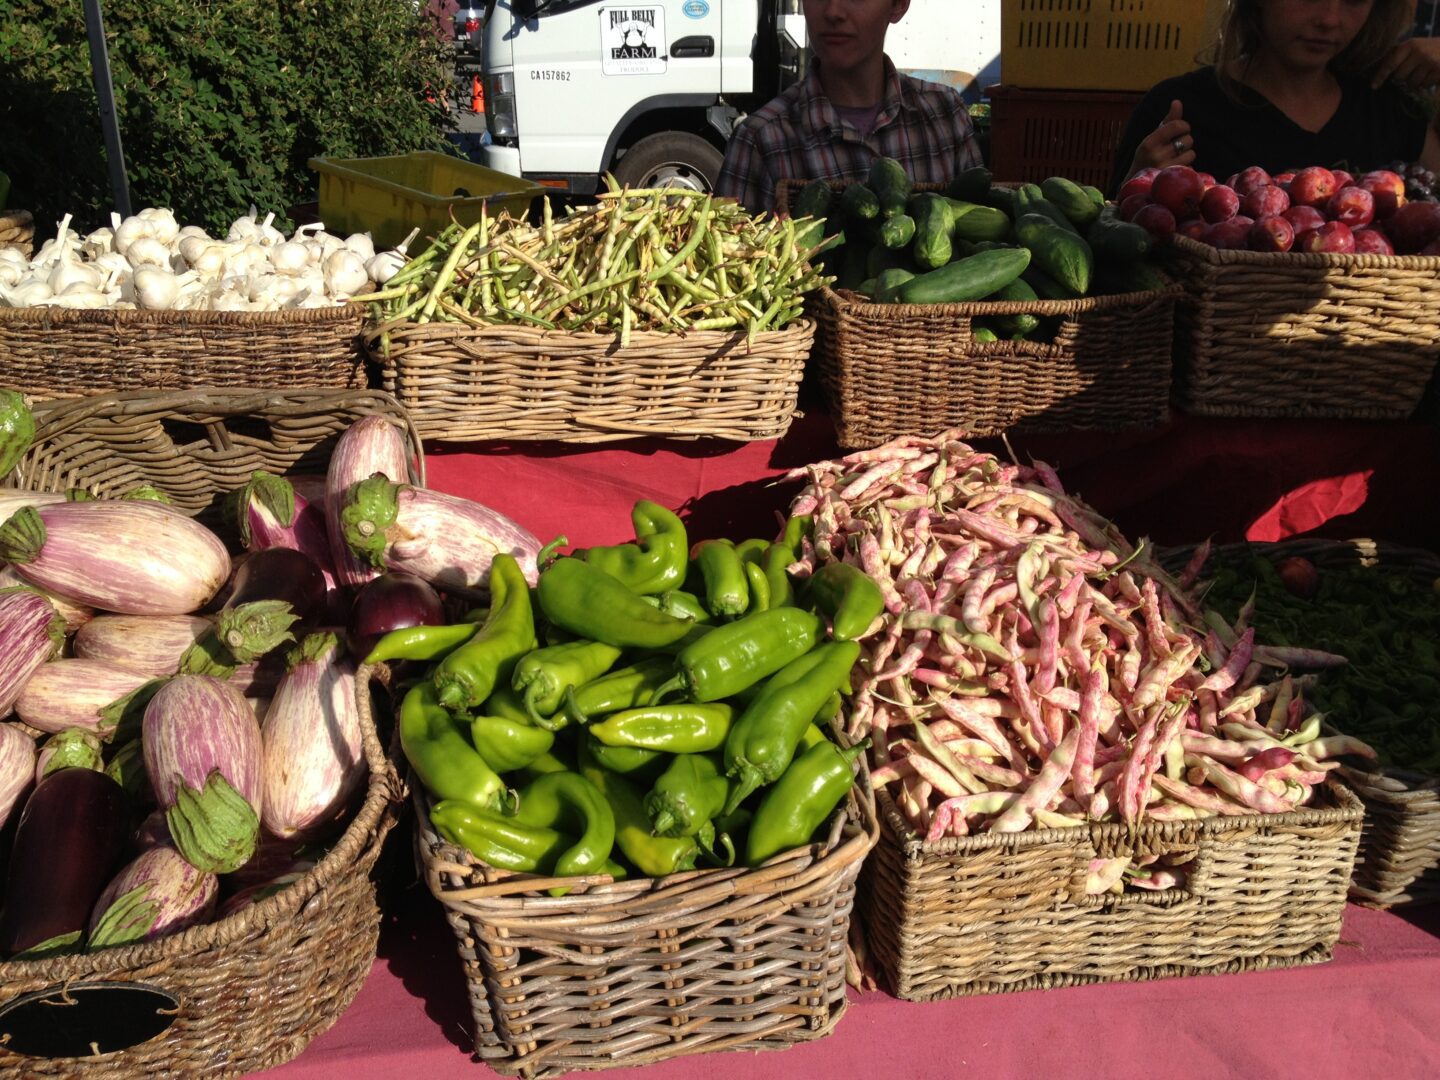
[1169,537,1440,909]
[12,387,424,525]
[402,671,879,1078]
[0,209,34,259]
[810,283,1177,448]
[858,779,1363,1002]
[773,178,1177,447]
[1164,234,1440,419]
[0,304,368,401]
[0,391,418,1073]
[364,316,814,444]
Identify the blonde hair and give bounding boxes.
[1206,0,1416,93]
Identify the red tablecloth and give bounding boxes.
[268,409,1440,1078]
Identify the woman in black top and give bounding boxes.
[1112,0,1440,193]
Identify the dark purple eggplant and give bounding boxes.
[0,768,130,957]
[223,546,327,629]
[345,572,444,661]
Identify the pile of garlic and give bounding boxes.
[0,208,419,312]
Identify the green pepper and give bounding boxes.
[471,714,556,774]
[401,682,506,810]
[430,800,571,872]
[645,752,731,838]
[745,739,867,867]
[588,703,734,753]
[564,655,675,726]
[511,771,616,882]
[585,734,668,782]
[745,562,771,611]
[804,562,886,642]
[763,542,796,608]
[648,589,714,625]
[654,607,824,703]
[734,538,769,565]
[537,557,695,649]
[512,639,624,727]
[432,554,536,712]
[582,500,688,595]
[723,641,861,813]
[522,750,573,779]
[363,622,477,666]
[693,539,749,618]
[480,684,533,724]
[579,744,699,877]
[781,514,813,552]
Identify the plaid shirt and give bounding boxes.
[715,58,982,214]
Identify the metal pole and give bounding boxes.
[82,0,132,218]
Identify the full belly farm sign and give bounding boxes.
[601,6,666,76]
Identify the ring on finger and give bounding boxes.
[1171,137,1187,155]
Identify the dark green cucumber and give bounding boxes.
[874,267,917,303]
[841,183,880,222]
[949,202,1011,243]
[984,278,1041,337]
[792,180,834,221]
[1022,265,1082,301]
[878,213,916,250]
[948,166,992,203]
[896,247,1031,305]
[1041,176,1101,228]
[1016,186,1080,235]
[868,157,912,219]
[1015,214,1093,295]
[910,194,954,270]
[1086,212,1153,265]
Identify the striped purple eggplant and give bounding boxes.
[0,565,93,631]
[325,416,412,590]
[0,723,35,830]
[34,729,104,782]
[260,634,366,840]
[0,588,63,718]
[0,488,66,522]
[135,809,172,850]
[142,675,263,874]
[229,651,289,699]
[16,658,153,737]
[0,502,230,615]
[234,472,339,592]
[88,845,218,949]
[341,476,542,597]
[74,614,211,676]
[217,869,310,920]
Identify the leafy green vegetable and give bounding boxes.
[1203,554,1440,771]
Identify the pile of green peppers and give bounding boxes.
[1204,554,1440,771]
[384,500,881,884]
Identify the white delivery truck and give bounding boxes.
[479,0,1000,193]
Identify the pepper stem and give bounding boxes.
[651,673,688,704]
[562,686,591,727]
[723,766,762,817]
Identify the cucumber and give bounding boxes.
[878,213,916,250]
[1086,212,1153,265]
[896,247,1031,305]
[1016,186,1080,235]
[792,179,834,221]
[874,267,918,303]
[972,324,1000,344]
[984,278,1041,337]
[1022,265,1082,301]
[951,237,979,260]
[910,194,954,270]
[840,183,880,222]
[1041,176,1101,228]
[949,203,1011,243]
[983,186,1018,218]
[0,390,35,477]
[948,166,992,203]
[868,156,912,219]
[857,277,878,299]
[1084,185,1106,210]
[1015,214,1093,295]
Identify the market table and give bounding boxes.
[270,405,1440,1079]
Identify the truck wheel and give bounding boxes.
[612,133,723,192]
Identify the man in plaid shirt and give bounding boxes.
[715,0,982,214]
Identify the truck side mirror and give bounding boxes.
[512,0,537,16]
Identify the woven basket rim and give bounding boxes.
[1169,231,1440,270]
[364,315,816,349]
[22,387,427,489]
[875,776,1364,859]
[1160,536,1440,794]
[0,661,403,979]
[0,303,365,328]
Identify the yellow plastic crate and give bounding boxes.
[309,152,543,250]
[1002,0,1226,92]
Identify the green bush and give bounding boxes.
[0,1,453,237]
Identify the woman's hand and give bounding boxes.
[1126,100,1195,181]
[1372,37,1440,91]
